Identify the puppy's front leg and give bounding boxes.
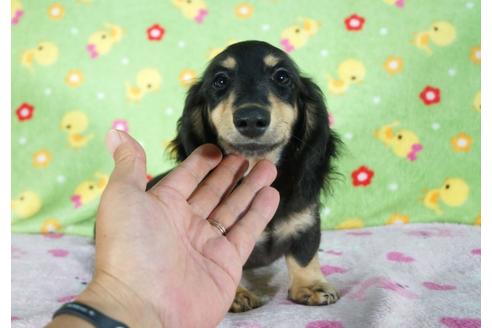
[229,285,263,313]
[286,254,339,305]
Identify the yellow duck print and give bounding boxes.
[87,24,123,59]
[12,191,42,219]
[172,0,208,24]
[21,42,59,69]
[412,21,456,55]
[11,0,24,24]
[126,68,162,102]
[71,173,109,208]
[60,111,94,149]
[473,91,480,112]
[207,39,238,60]
[327,59,366,95]
[423,178,470,215]
[374,121,423,161]
[280,18,320,53]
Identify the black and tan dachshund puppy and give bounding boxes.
[147,40,340,312]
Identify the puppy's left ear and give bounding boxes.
[169,81,213,161]
[295,76,340,172]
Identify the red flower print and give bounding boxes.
[419,86,441,105]
[16,103,34,121]
[345,14,365,31]
[146,174,153,181]
[147,24,165,41]
[352,166,374,187]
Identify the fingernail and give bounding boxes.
[105,129,122,154]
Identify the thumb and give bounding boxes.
[105,129,147,191]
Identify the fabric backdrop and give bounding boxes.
[11,0,481,236]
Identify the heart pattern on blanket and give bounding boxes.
[471,248,480,255]
[422,282,456,291]
[440,317,480,328]
[325,250,343,256]
[346,231,372,236]
[233,322,263,328]
[48,249,69,257]
[386,251,415,262]
[57,295,78,303]
[321,264,348,276]
[306,320,344,328]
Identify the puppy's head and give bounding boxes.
[171,40,335,165]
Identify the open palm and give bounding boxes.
[90,131,279,328]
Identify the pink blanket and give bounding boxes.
[12,223,480,327]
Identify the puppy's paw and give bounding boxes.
[288,281,339,306]
[229,287,263,313]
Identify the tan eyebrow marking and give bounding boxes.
[220,56,236,69]
[264,54,280,67]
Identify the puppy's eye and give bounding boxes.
[212,73,229,90]
[272,69,290,85]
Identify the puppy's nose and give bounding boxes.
[233,107,270,138]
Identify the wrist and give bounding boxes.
[76,271,162,328]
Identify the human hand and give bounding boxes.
[74,130,279,327]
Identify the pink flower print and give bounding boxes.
[112,119,129,133]
[407,143,423,161]
[11,10,24,25]
[195,8,208,23]
[86,44,98,59]
[71,194,82,208]
[280,38,295,53]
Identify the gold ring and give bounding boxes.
[208,219,227,235]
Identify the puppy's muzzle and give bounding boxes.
[233,106,270,138]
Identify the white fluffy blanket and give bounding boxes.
[11,223,480,328]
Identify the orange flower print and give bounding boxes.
[469,46,480,64]
[386,213,409,225]
[65,69,84,88]
[451,132,473,152]
[384,56,404,75]
[32,149,52,168]
[235,3,254,19]
[48,3,64,20]
[41,218,62,234]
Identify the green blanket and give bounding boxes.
[11,0,481,236]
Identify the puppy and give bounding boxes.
[147,40,340,312]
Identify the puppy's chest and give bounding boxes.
[255,205,315,248]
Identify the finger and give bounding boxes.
[209,160,277,229]
[105,129,147,191]
[188,154,249,218]
[151,144,222,199]
[226,186,280,264]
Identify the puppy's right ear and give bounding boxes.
[168,81,212,161]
